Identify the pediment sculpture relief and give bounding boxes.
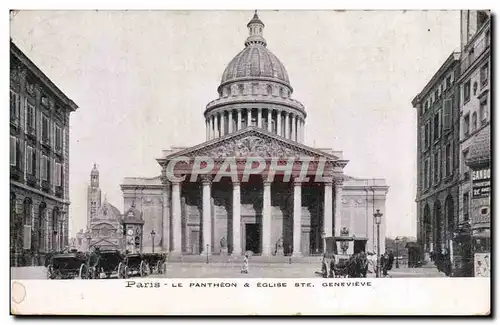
[196,136,310,158]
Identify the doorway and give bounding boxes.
[245,223,261,254]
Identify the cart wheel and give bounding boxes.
[321,262,327,278]
[140,261,146,277]
[118,262,124,279]
[47,265,54,280]
[79,264,87,279]
[156,261,162,274]
[161,262,167,275]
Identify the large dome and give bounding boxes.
[221,44,290,86]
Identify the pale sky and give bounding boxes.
[10,10,460,238]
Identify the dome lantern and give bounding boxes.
[245,10,267,47]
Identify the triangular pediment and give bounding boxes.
[165,127,341,161]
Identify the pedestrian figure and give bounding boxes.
[241,253,249,274]
[381,252,391,277]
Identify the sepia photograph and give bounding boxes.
[8,8,491,315]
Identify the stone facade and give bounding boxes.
[120,13,389,257]
[10,40,78,266]
[412,52,461,260]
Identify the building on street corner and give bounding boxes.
[457,10,491,277]
[10,40,78,266]
[412,52,461,266]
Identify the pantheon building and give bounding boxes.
[121,12,389,258]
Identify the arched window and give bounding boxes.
[238,84,244,95]
[266,85,272,96]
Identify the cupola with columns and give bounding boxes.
[204,11,307,143]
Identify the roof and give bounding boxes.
[466,125,491,167]
[10,40,78,112]
[221,44,290,86]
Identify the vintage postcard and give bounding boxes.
[9,9,491,315]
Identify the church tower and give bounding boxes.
[87,163,102,229]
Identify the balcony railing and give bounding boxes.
[41,179,51,193]
[26,173,38,187]
[55,186,64,198]
[10,165,23,181]
[41,137,51,148]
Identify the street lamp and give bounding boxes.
[374,209,383,278]
[150,229,156,253]
[395,236,400,269]
[206,244,210,264]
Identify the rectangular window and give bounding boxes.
[55,125,62,149]
[41,155,48,181]
[463,192,470,221]
[10,90,20,119]
[480,63,489,86]
[433,110,442,141]
[480,98,488,124]
[42,115,49,141]
[425,121,431,149]
[420,125,426,151]
[446,76,451,89]
[26,146,33,174]
[10,136,17,166]
[55,162,62,186]
[443,99,452,131]
[433,151,438,184]
[464,80,471,103]
[26,101,35,131]
[463,114,470,137]
[445,143,452,176]
[32,148,37,176]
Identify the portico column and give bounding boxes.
[161,180,171,252]
[237,109,242,131]
[262,179,272,256]
[267,109,273,132]
[292,179,302,256]
[292,115,297,141]
[201,177,212,255]
[209,116,214,140]
[257,108,263,128]
[232,181,241,256]
[205,119,209,141]
[285,112,290,139]
[334,178,344,236]
[277,111,282,136]
[220,112,225,136]
[247,108,252,127]
[171,180,182,253]
[228,110,233,134]
[323,180,333,238]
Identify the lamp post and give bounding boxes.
[395,236,400,268]
[206,244,209,264]
[151,229,156,253]
[374,209,383,278]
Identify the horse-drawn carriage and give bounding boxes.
[90,249,128,279]
[142,253,167,275]
[321,236,368,278]
[46,251,90,279]
[124,253,148,277]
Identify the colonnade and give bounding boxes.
[205,108,305,143]
[163,177,344,256]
